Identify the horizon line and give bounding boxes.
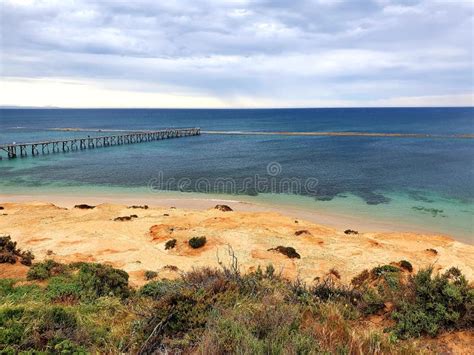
[1,106,473,110]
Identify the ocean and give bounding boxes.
[0,108,473,242]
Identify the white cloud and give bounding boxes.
[0,78,227,108]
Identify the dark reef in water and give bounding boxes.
[408,191,435,203]
[359,192,391,205]
[313,187,391,205]
[412,206,446,218]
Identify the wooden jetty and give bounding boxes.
[0,128,200,159]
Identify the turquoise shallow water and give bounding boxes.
[0,108,472,243]
[1,180,472,244]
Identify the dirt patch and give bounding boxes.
[96,248,139,256]
[0,263,29,279]
[56,253,97,264]
[426,248,438,256]
[27,237,52,244]
[200,217,241,230]
[149,224,182,241]
[368,239,382,247]
[423,331,474,354]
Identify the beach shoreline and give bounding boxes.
[0,191,457,239]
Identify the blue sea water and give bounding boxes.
[0,108,473,242]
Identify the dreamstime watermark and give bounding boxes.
[147,162,319,195]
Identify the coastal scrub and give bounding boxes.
[0,256,472,353]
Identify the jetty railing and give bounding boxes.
[0,128,201,159]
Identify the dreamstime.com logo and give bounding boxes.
[147,162,319,195]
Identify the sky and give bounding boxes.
[0,0,473,108]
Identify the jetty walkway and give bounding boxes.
[0,128,200,159]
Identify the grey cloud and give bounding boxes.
[0,0,472,105]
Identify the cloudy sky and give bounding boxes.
[0,0,473,108]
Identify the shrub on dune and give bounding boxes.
[73,204,95,209]
[27,260,68,281]
[268,246,301,259]
[0,235,34,266]
[188,236,206,249]
[372,265,400,277]
[344,229,358,235]
[76,263,130,299]
[46,276,82,303]
[165,239,177,250]
[0,251,472,353]
[128,205,148,209]
[390,267,473,338]
[214,204,233,212]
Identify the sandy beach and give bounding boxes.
[1,196,472,287]
[0,192,454,236]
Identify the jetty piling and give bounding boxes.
[0,128,201,160]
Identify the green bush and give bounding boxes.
[139,279,183,299]
[391,267,473,338]
[27,260,68,281]
[53,339,87,353]
[0,306,79,348]
[360,289,385,315]
[46,276,82,303]
[39,306,77,332]
[27,261,130,302]
[198,300,319,354]
[0,280,43,304]
[0,279,15,297]
[77,263,130,299]
[311,278,356,303]
[365,265,402,294]
[372,265,400,277]
[188,236,206,249]
[0,306,26,347]
[351,269,370,288]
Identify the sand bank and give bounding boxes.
[0,199,472,287]
[203,130,474,139]
[47,128,474,139]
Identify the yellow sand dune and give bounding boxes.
[0,202,472,287]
